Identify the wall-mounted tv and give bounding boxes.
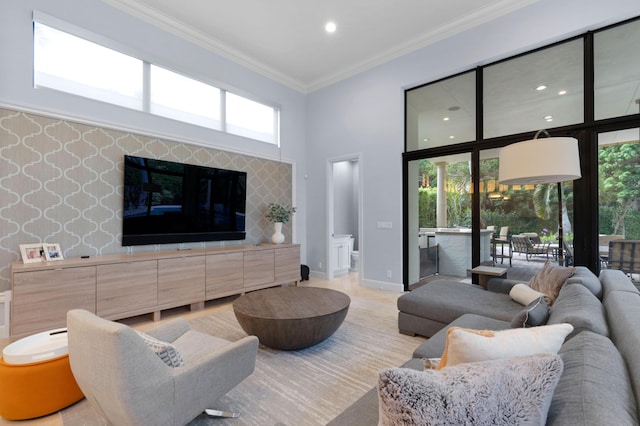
[122,155,247,246]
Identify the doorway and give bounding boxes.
[326,154,363,280]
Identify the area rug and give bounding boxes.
[60,295,423,425]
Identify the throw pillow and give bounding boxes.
[136,331,185,367]
[422,358,441,370]
[528,260,576,304]
[509,283,551,305]
[378,354,564,426]
[510,296,550,328]
[437,322,573,369]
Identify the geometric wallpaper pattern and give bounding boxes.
[0,107,292,292]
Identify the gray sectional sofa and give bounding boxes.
[329,267,640,425]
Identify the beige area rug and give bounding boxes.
[61,296,424,426]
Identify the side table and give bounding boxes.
[0,328,84,420]
[468,266,508,289]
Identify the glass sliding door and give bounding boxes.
[407,154,474,286]
[404,17,640,287]
[598,128,640,270]
[479,148,574,273]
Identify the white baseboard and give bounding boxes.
[310,271,326,279]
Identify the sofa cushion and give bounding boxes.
[600,268,639,300]
[547,283,609,339]
[378,354,563,426]
[412,314,511,359]
[397,280,523,325]
[528,261,576,304]
[510,296,549,328]
[547,331,638,426]
[437,323,573,368]
[565,266,603,299]
[604,290,640,411]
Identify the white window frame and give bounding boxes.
[32,12,281,146]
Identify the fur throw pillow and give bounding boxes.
[378,354,563,426]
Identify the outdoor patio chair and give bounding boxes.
[498,226,509,240]
[511,234,550,261]
[608,240,640,282]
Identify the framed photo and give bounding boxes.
[20,243,45,264]
[43,243,64,261]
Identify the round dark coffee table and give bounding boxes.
[232,287,350,350]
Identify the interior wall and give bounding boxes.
[0,107,293,292]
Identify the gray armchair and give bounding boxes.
[67,309,258,426]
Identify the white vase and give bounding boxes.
[272,222,285,244]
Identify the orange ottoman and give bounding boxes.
[0,329,84,420]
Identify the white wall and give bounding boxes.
[305,0,640,288]
[0,0,308,262]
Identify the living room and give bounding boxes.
[1,0,640,424]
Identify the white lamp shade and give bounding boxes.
[498,137,581,185]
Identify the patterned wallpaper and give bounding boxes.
[0,107,292,292]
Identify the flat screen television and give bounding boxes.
[122,155,247,246]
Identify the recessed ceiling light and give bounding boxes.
[443,117,450,121]
[325,22,337,33]
[545,115,553,122]
[536,85,547,91]
[449,135,455,139]
[558,90,567,95]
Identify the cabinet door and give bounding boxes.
[206,252,244,298]
[97,260,157,319]
[338,243,350,270]
[331,242,350,272]
[243,249,275,288]
[12,266,96,336]
[275,246,300,283]
[158,256,205,306]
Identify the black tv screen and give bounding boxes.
[122,155,246,246]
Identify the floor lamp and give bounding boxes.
[498,130,581,266]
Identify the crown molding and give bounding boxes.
[102,0,538,94]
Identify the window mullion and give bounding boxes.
[220,90,227,133]
[143,62,150,112]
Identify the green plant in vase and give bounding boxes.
[265,203,296,243]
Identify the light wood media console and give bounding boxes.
[10,244,300,338]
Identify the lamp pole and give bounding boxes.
[557,182,564,266]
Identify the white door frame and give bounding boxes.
[326,153,363,280]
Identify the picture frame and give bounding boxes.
[43,243,64,261]
[20,243,45,264]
